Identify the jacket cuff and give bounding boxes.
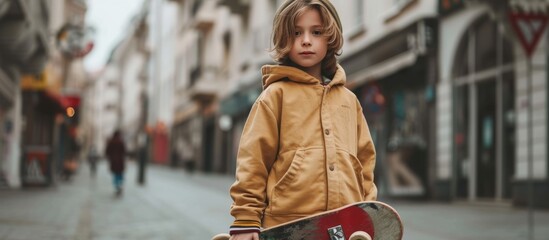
[230,220,261,235]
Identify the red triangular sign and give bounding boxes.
[508,12,549,58]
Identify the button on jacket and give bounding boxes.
[230,64,377,228]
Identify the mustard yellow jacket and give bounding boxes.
[230,64,377,228]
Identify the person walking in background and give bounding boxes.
[228,1,377,239]
[176,137,195,173]
[105,130,126,196]
[87,145,100,178]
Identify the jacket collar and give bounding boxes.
[261,64,346,90]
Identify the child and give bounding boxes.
[229,0,377,239]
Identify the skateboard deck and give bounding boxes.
[212,201,403,240]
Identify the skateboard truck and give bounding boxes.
[327,225,345,240]
[349,231,373,240]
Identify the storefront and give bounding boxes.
[341,19,438,198]
[437,1,548,207]
[218,76,262,174]
[20,88,69,186]
[172,103,202,172]
[0,0,50,187]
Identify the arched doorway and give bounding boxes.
[451,15,516,200]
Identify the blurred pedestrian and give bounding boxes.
[228,1,377,239]
[61,136,81,181]
[176,137,194,173]
[87,145,100,178]
[61,156,78,181]
[105,130,126,196]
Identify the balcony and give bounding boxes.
[189,67,223,106]
[0,0,49,74]
[192,0,216,31]
[219,0,250,15]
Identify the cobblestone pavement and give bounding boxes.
[0,160,548,240]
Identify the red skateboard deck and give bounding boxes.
[213,201,403,240]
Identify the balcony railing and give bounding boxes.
[189,67,223,105]
[219,0,250,14]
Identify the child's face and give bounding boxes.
[288,7,328,75]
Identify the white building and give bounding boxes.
[92,2,149,155]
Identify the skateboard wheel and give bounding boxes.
[349,231,372,240]
[211,233,230,240]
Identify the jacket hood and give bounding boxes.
[261,64,346,89]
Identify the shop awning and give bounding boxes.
[37,91,80,114]
[220,82,261,116]
[341,19,436,90]
[345,50,418,90]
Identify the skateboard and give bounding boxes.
[212,201,403,240]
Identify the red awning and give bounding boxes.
[39,91,81,114]
[63,95,81,108]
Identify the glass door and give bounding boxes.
[476,79,496,198]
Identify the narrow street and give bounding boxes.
[0,161,547,240]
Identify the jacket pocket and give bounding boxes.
[269,148,326,216]
[337,150,365,203]
[272,149,304,191]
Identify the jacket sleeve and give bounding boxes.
[230,98,279,228]
[356,99,378,200]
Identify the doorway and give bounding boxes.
[476,80,496,198]
[451,14,516,201]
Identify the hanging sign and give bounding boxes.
[56,24,95,59]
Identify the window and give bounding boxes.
[348,0,366,40]
[222,31,232,74]
[384,0,417,23]
[355,0,365,27]
[191,0,203,17]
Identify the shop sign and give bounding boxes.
[22,148,50,185]
[21,72,47,90]
[56,24,95,59]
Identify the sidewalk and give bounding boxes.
[0,161,547,240]
[0,161,234,240]
[390,200,549,240]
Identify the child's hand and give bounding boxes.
[230,232,259,240]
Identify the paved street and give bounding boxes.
[0,161,548,240]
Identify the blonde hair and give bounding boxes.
[271,0,343,78]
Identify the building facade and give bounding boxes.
[0,0,90,188]
[0,0,51,187]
